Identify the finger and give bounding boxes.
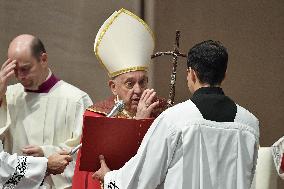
[92,171,100,180]
[140,90,150,103]
[143,89,154,103]
[1,60,16,73]
[2,61,16,73]
[140,89,149,101]
[59,150,69,155]
[148,101,159,111]
[99,154,105,162]
[63,160,69,166]
[145,92,157,105]
[65,155,73,162]
[22,152,28,156]
[1,70,14,85]
[1,64,16,80]
[24,145,37,149]
[28,148,37,154]
[4,70,15,80]
[22,148,32,154]
[22,148,29,153]
[1,59,13,70]
[99,155,107,167]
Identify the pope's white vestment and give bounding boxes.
[0,141,47,189]
[104,99,259,189]
[0,81,93,188]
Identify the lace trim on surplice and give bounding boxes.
[3,156,28,189]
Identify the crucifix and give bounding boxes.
[151,30,187,108]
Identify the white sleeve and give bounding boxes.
[0,151,47,189]
[272,136,284,179]
[104,115,181,189]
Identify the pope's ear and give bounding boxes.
[108,80,117,95]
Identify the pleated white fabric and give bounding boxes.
[104,99,259,189]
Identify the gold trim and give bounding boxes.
[94,8,155,77]
[109,66,147,78]
[86,108,108,116]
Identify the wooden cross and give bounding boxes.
[151,30,187,108]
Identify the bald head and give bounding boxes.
[8,34,46,61]
[8,34,33,58]
[9,34,35,46]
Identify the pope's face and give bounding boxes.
[109,71,148,114]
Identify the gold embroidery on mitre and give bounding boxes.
[94,10,121,73]
[109,66,148,78]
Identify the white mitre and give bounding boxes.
[94,8,155,78]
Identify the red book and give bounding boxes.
[80,116,154,172]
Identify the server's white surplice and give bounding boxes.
[104,100,259,189]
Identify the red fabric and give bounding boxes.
[72,111,103,189]
[281,154,284,171]
[72,97,167,189]
[80,116,154,171]
[24,74,60,93]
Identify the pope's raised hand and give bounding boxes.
[135,89,159,119]
[0,59,16,99]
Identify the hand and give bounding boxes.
[92,155,110,182]
[135,89,159,119]
[0,59,16,99]
[47,151,72,175]
[22,145,44,157]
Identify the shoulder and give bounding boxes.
[6,83,24,100]
[159,99,203,124]
[50,80,91,101]
[7,83,24,94]
[149,100,201,138]
[87,96,115,116]
[234,104,259,129]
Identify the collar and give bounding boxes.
[25,71,60,93]
[192,87,224,98]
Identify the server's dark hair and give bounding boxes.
[187,40,228,85]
